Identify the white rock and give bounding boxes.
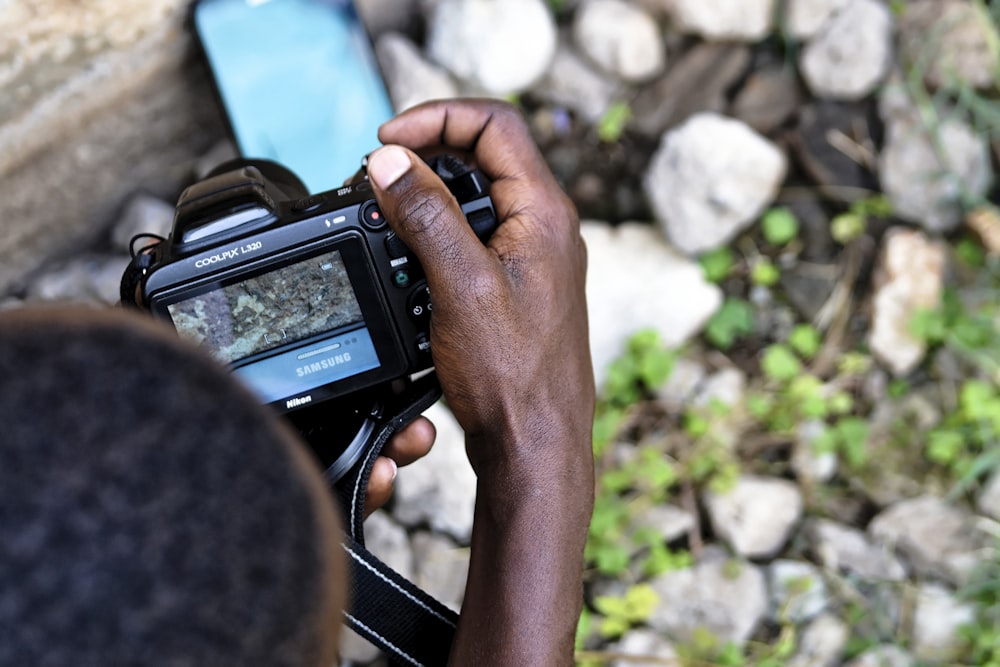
[573,0,665,82]
[769,559,828,624]
[362,509,414,579]
[643,113,787,255]
[581,221,722,387]
[610,629,678,667]
[426,0,557,95]
[664,0,777,41]
[800,0,892,100]
[808,518,907,582]
[27,254,131,306]
[879,86,994,231]
[392,402,477,543]
[845,645,915,667]
[900,0,998,90]
[411,531,469,612]
[784,0,849,39]
[868,228,946,376]
[631,504,695,543]
[647,548,767,646]
[792,420,838,484]
[868,495,990,586]
[977,470,1000,521]
[112,193,174,252]
[375,32,459,112]
[654,357,706,410]
[704,475,803,559]
[787,613,849,667]
[911,583,975,663]
[693,367,745,408]
[531,44,620,123]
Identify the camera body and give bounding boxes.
[122,157,496,421]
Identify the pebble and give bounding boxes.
[531,44,621,124]
[844,645,915,667]
[768,559,828,624]
[609,629,678,667]
[704,475,804,559]
[784,0,849,40]
[910,583,975,663]
[665,0,777,41]
[573,0,665,82]
[787,613,849,667]
[375,32,459,112]
[807,518,908,582]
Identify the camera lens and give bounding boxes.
[360,201,387,230]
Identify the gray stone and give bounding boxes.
[426,0,557,95]
[531,44,621,124]
[111,193,175,252]
[411,532,468,613]
[977,470,1000,521]
[581,221,722,387]
[910,583,975,663]
[730,64,802,134]
[363,510,415,580]
[338,626,383,664]
[845,645,914,667]
[630,43,750,138]
[868,228,947,377]
[665,0,777,41]
[800,0,892,100]
[654,357,706,411]
[793,420,839,484]
[375,32,459,113]
[784,0,849,39]
[787,613,849,667]
[609,629,678,667]
[868,495,991,586]
[792,101,876,201]
[26,254,131,306]
[768,559,828,624]
[647,549,767,647]
[808,518,907,582]
[631,504,696,544]
[878,83,994,232]
[899,0,998,90]
[393,402,477,543]
[573,0,665,82]
[693,367,745,409]
[643,113,787,255]
[704,475,803,559]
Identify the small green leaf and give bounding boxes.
[927,428,966,465]
[788,324,822,359]
[597,102,632,143]
[705,298,755,349]
[761,207,800,245]
[751,258,781,287]
[761,345,802,382]
[831,212,865,244]
[699,247,736,283]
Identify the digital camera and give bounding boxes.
[121,156,496,477]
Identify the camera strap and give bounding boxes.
[330,373,459,667]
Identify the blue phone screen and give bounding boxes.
[194,0,394,194]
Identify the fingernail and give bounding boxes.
[388,458,398,482]
[368,146,411,190]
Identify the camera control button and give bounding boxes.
[415,333,432,356]
[407,283,432,323]
[392,269,411,288]
[360,201,387,230]
[385,232,410,259]
[292,195,324,213]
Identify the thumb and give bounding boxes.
[367,145,493,290]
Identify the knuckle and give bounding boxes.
[393,189,451,237]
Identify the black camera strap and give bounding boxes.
[329,374,459,667]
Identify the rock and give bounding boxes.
[392,402,477,543]
[647,548,767,647]
[693,367,746,409]
[631,504,696,544]
[655,357,706,411]
[785,0,849,40]
[581,221,722,387]
[868,228,947,376]
[573,0,665,82]
[704,475,803,559]
[845,645,914,667]
[609,629,678,667]
[375,32,459,112]
[807,518,907,582]
[411,532,469,612]
[787,613,849,667]
[363,510,415,580]
[426,0,557,95]
[868,495,990,586]
[111,193,175,252]
[780,261,839,322]
[768,559,828,624]
[977,470,1000,521]
[26,254,131,306]
[730,64,803,134]
[792,420,839,484]
[899,0,997,90]
[910,583,975,663]
[800,0,893,100]
[793,101,879,203]
[338,626,383,664]
[878,84,994,232]
[664,0,777,41]
[630,43,750,138]
[643,113,787,255]
[531,44,621,124]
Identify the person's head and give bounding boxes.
[0,306,344,666]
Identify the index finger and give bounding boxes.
[377,99,553,185]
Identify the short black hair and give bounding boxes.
[0,306,334,666]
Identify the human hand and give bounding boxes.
[363,416,435,518]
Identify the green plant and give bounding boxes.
[592,584,660,639]
[761,207,800,246]
[700,247,736,283]
[751,258,781,287]
[705,298,755,350]
[958,545,1000,666]
[597,102,632,143]
[830,195,893,244]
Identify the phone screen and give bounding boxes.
[193,0,394,194]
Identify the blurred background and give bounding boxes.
[2,0,1000,665]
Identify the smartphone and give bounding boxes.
[192,0,395,194]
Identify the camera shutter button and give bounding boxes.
[292,195,324,213]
